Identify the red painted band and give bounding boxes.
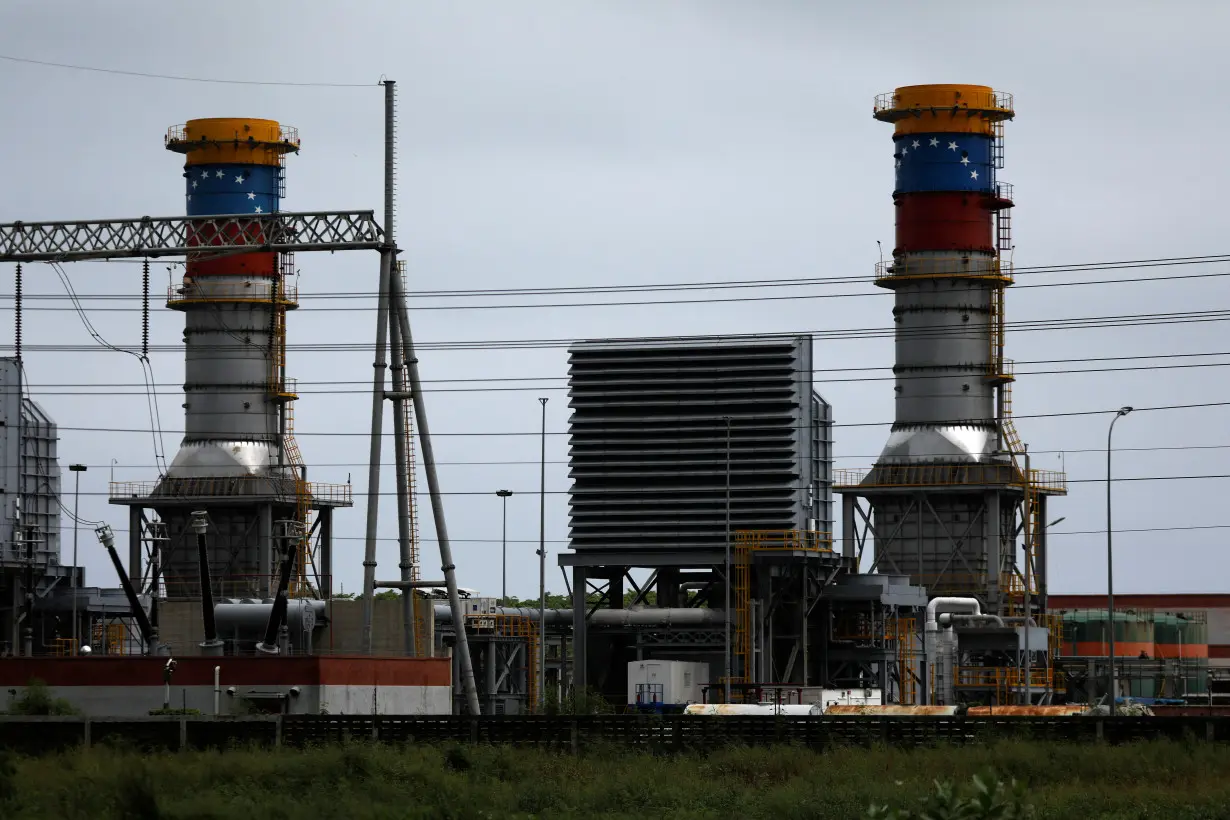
[894,192,994,254]
[0,656,452,688]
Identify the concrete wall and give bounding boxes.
[0,656,451,717]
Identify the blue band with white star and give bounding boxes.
[894,133,993,194]
[186,164,281,217]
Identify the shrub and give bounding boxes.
[5,679,79,715]
[867,771,1033,819]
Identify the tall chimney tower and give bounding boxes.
[836,85,1066,617]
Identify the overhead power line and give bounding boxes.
[8,307,1230,354]
[61,473,1230,498]
[0,53,373,87]
[7,269,1230,313]
[11,356,1230,397]
[16,350,1230,389]
[77,522,1230,546]
[45,251,1230,294]
[80,442,1230,471]
[49,400,1230,438]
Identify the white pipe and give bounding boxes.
[939,613,1005,628]
[924,597,981,705]
[926,597,982,632]
[214,666,221,716]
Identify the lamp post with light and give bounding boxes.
[1106,406,1133,710]
[68,464,87,655]
[497,490,513,604]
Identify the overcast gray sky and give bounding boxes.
[2,0,1228,600]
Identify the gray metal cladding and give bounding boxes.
[566,335,832,553]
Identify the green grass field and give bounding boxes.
[1,739,1227,819]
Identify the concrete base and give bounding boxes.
[0,655,451,717]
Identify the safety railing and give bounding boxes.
[1028,469,1068,494]
[834,463,1020,489]
[733,529,834,553]
[873,90,1013,118]
[109,478,351,506]
[165,124,300,150]
[874,256,1012,285]
[994,181,1014,204]
[167,281,299,306]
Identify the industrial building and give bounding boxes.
[0,81,1219,717]
[561,334,927,706]
[1,357,138,658]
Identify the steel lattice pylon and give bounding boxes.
[0,211,382,262]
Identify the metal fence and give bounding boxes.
[0,715,1225,756]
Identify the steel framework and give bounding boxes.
[0,211,382,262]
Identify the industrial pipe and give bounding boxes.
[431,605,725,627]
[924,597,982,705]
[214,666,221,716]
[938,613,1005,628]
[192,511,223,656]
[95,524,155,653]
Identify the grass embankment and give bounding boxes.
[0,739,1227,819]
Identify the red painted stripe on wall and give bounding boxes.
[0,656,451,688]
[1050,594,1230,609]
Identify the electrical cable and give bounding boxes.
[45,261,168,475]
[45,398,1230,437]
[56,473,1230,498]
[72,441,1230,471]
[8,306,1230,353]
[14,349,1230,389]
[78,522,1230,546]
[12,355,1230,396]
[63,250,1230,293]
[0,53,374,87]
[8,268,1230,312]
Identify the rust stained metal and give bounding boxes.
[823,704,959,716]
[965,705,1087,716]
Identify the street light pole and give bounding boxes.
[1107,406,1133,712]
[497,490,512,605]
[537,398,548,712]
[69,464,87,656]
[724,416,732,704]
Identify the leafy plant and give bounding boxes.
[867,771,1033,819]
[147,708,201,716]
[5,679,79,715]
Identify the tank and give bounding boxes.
[684,704,820,716]
[824,704,959,716]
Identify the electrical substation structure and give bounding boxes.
[1,81,482,716]
[835,84,1068,705]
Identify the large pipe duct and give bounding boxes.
[432,604,724,628]
[924,597,982,705]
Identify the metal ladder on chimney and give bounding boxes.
[394,261,426,653]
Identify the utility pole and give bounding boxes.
[724,416,732,704]
[497,490,513,604]
[537,398,548,712]
[1106,406,1133,712]
[69,464,86,655]
[360,80,396,655]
